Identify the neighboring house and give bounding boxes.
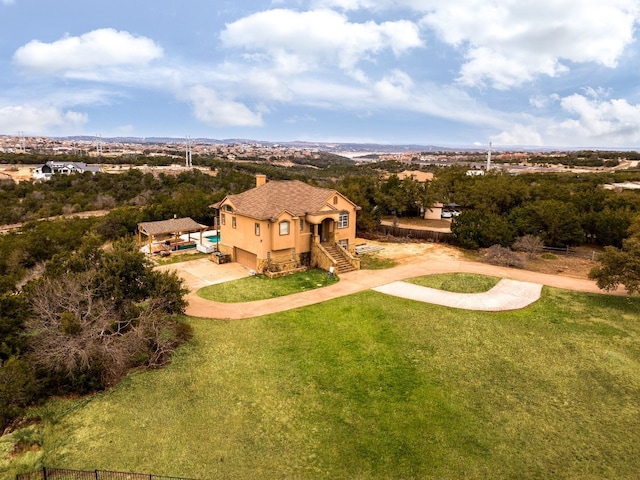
[423,202,444,220]
[211,175,361,275]
[33,161,101,180]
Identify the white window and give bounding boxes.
[232,217,236,229]
[279,221,290,235]
[255,223,260,236]
[338,212,349,228]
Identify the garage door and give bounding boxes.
[234,247,257,270]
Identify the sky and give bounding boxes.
[2,1,640,148]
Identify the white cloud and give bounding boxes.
[285,114,317,124]
[0,105,87,135]
[220,9,422,71]
[185,86,263,128]
[491,124,544,146]
[554,93,640,144]
[373,70,414,103]
[13,28,163,74]
[494,91,640,147]
[418,0,640,89]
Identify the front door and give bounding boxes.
[320,219,334,243]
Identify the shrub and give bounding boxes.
[513,235,544,258]
[483,245,525,268]
[0,356,37,431]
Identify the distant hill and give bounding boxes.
[56,136,462,154]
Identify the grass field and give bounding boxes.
[2,283,640,479]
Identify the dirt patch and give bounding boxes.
[0,165,34,182]
[8,439,41,458]
[356,237,462,265]
[524,255,597,279]
[357,237,598,279]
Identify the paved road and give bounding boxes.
[159,257,625,320]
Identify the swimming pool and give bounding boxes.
[205,235,220,243]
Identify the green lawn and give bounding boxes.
[3,284,640,479]
[358,254,398,270]
[196,268,338,302]
[407,272,501,293]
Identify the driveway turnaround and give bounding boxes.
[163,256,625,320]
[373,279,542,311]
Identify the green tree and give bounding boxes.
[510,200,584,247]
[451,210,515,250]
[589,237,640,293]
[0,356,37,430]
[457,172,529,215]
[337,175,381,232]
[0,293,30,360]
[590,216,640,293]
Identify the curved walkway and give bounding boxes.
[373,279,542,311]
[166,257,626,320]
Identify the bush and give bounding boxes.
[513,235,543,258]
[483,245,525,268]
[0,356,37,431]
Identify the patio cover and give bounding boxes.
[138,217,206,236]
[138,217,207,252]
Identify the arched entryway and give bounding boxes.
[318,218,335,243]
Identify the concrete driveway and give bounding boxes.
[155,258,249,290]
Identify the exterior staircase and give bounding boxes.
[322,242,356,274]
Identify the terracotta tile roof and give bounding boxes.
[138,217,206,236]
[220,180,349,220]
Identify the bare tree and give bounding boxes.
[26,271,186,388]
[513,234,544,258]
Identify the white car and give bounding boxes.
[441,210,453,218]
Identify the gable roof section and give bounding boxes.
[215,180,357,220]
[138,217,206,236]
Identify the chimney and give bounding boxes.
[256,174,267,187]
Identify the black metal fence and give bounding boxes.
[16,467,197,480]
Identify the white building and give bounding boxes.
[33,161,101,180]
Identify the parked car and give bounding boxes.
[441,210,453,218]
[451,209,462,217]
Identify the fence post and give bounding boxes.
[42,466,47,480]
[95,470,99,480]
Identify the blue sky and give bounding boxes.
[2,0,640,148]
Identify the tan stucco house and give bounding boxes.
[211,175,361,275]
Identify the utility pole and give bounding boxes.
[185,135,193,168]
[96,134,103,156]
